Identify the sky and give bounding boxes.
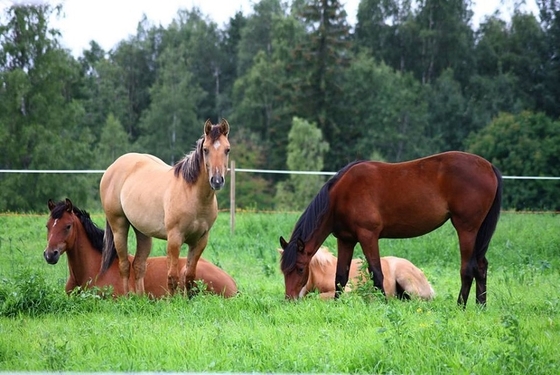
[1,0,540,57]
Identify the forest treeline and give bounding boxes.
[1,0,560,212]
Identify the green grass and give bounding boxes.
[0,211,559,373]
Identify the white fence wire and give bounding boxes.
[1,168,560,180]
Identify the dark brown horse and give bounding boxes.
[44,199,237,298]
[280,151,502,307]
[100,119,230,296]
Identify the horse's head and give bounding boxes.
[44,198,76,264]
[279,236,313,299]
[202,118,230,190]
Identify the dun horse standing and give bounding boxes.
[43,199,237,297]
[100,119,230,295]
[280,151,502,307]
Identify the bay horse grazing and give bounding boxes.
[280,151,502,307]
[99,118,230,295]
[43,199,237,298]
[279,247,434,300]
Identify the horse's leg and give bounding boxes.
[358,233,385,296]
[456,229,477,307]
[165,230,184,294]
[475,256,488,305]
[334,239,356,298]
[183,234,209,298]
[132,229,152,295]
[110,217,131,294]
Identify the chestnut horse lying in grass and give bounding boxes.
[43,199,237,298]
[279,247,434,300]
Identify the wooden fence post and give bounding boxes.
[230,160,235,234]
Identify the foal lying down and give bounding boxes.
[279,247,434,300]
[44,199,237,298]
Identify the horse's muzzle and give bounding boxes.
[43,248,61,264]
[210,175,225,190]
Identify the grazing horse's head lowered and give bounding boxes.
[202,118,230,190]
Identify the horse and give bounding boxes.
[279,247,434,300]
[43,199,238,298]
[280,151,502,307]
[99,118,230,296]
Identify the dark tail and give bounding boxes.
[474,165,503,259]
[100,220,117,274]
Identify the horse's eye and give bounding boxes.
[65,224,71,231]
[203,148,209,155]
[226,148,231,155]
[296,267,304,275]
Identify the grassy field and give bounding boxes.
[0,209,559,373]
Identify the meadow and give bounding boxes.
[0,208,559,373]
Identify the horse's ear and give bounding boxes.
[296,238,305,253]
[204,119,212,135]
[47,199,55,211]
[64,198,73,212]
[277,248,284,255]
[279,236,288,249]
[219,118,230,137]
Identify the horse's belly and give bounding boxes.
[380,215,449,238]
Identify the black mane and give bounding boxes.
[50,201,104,253]
[280,160,366,273]
[173,138,203,183]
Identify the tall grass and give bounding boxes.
[0,211,559,373]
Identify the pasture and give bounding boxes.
[0,209,559,373]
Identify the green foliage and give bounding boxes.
[290,0,352,168]
[135,46,204,164]
[0,269,68,317]
[467,111,560,210]
[340,53,432,162]
[95,113,131,169]
[275,117,329,210]
[2,1,560,211]
[220,128,275,210]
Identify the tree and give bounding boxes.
[220,128,275,210]
[289,0,353,169]
[0,4,95,211]
[217,11,247,119]
[338,53,432,162]
[467,111,560,210]
[537,0,560,118]
[108,16,159,142]
[167,8,224,120]
[236,0,286,77]
[355,0,414,71]
[413,0,475,85]
[425,68,469,150]
[95,113,131,169]
[135,46,204,164]
[275,117,329,210]
[231,11,306,171]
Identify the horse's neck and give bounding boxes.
[305,219,333,259]
[65,223,102,285]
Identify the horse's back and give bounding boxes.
[101,153,171,194]
[139,256,237,298]
[100,153,174,232]
[332,151,499,238]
